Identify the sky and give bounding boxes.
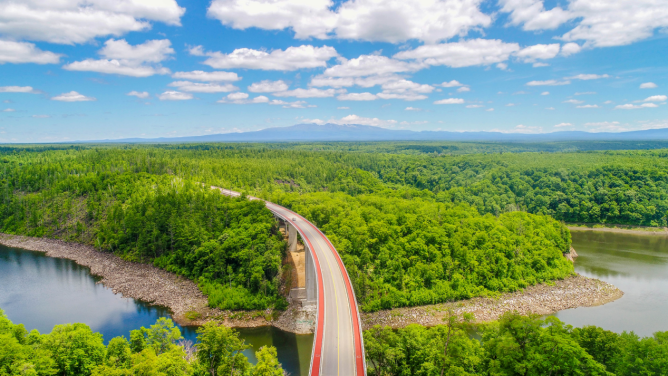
[0,0,667,142]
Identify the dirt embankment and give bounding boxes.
[568,224,668,236]
[361,274,622,330]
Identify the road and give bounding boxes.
[214,188,366,376]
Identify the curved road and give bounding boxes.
[214,188,366,376]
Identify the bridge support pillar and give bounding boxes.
[288,223,298,253]
[305,244,317,306]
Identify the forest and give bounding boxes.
[0,309,284,376]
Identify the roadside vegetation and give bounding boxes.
[364,312,668,376]
[0,309,283,376]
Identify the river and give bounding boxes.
[554,230,668,337]
[0,245,312,376]
[2,230,666,375]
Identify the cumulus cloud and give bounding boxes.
[555,122,573,127]
[64,39,173,77]
[526,80,570,86]
[567,74,610,80]
[248,80,290,93]
[273,88,336,98]
[52,91,96,102]
[466,104,483,108]
[563,99,584,104]
[0,0,185,44]
[324,55,420,77]
[310,74,402,88]
[207,0,491,44]
[457,87,471,92]
[500,0,668,48]
[640,82,658,89]
[217,92,270,104]
[434,98,464,104]
[376,92,428,101]
[394,39,520,68]
[615,103,658,109]
[337,92,378,101]
[268,99,313,108]
[305,114,397,127]
[0,86,37,93]
[644,95,667,102]
[194,45,338,71]
[158,91,193,101]
[577,104,599,108]
[515,43,560,62]
[0,40,61,64]
[541,91,549,95]
[168,81,238,93]
[405,107,422,111]
[172,71,241,82]
[2,108,15,112]
[127,91,149,98]
[441,80,465,87]
[561,43,582,56]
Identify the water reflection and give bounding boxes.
[0,245,311,375]
[553,230,668,337]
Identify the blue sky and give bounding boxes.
[0,0,667,142]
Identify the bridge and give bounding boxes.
[214,188,366,376]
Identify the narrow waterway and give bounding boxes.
[0,245,312,376]
[554,230,668,337]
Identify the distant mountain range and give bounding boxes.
[88,123,668,143]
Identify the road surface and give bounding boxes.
[214,188,366,376]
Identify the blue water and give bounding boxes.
[0,245,312,376]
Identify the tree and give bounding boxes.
[195,322,251,376]
[251,346,283,376]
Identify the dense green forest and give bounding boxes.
[364,312,668,376]
[0,309,283,376]
[0,145,574,311]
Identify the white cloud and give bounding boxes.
[486,108,494,111]
[466,104,483,108]
[168,81,238,93]
[615,103,658,109]
[561,43,582,57]
[127,91,149,98]
[381,79,433,94]
[195,45,338,71]
[515,43,560,62]
[555,122,573,127]
[499,0,571,31]
[337,92,378,101]
[567,74,610,80]
[577,104,599,108]
[434,98,464,104]
[526,80,570,86]
[63,39,173,77]
[158,91,193,101]
[172,71,241,82]
[0,0,185,44]
[268,99,312,108]
[441,80,465,87]
[52,91,96,102]
[405,107,422,111]
[394,39,520,68]
[2,108,15,112]
[640,82,658,89]
[207,0,491,44]
[309,114,397,127]
[273,88,336,98]
[0,86,37,93]
[532,62,549,67]
[310,74,403,88]
[541,91,549,95]
[546,107,555,110]
[644,95,667,102]
[324,54,420,77]
[500,0,668,48]
[0,40,60,64]
[376,92,428,101]
[563,99,584,104]
[218,92,270,104]
[457,86,471,92]
[248,80,290,93]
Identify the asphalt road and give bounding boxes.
[214,188,365,376]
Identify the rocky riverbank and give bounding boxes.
[360,274,623,330]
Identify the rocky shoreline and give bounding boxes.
[0,234,621,334]
[361,274,623,330]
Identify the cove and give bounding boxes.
[554,230,668,337]
[0,245,312,376]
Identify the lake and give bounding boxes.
[0,245,313,376]
[554,230,668,337]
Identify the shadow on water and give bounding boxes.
[552,230,668,337]
[0,245,311,376]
